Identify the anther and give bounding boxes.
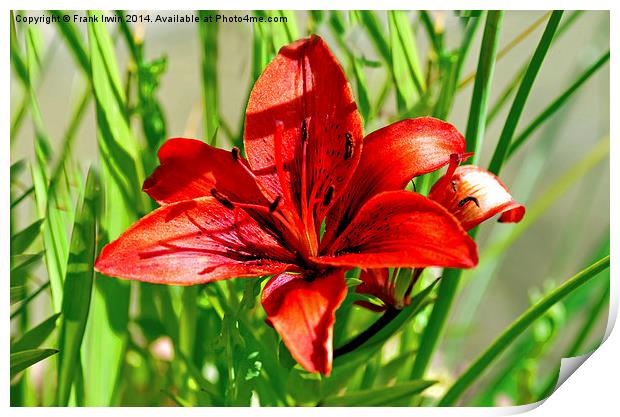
[301,119,308,143]
[451,180,457,192]
[344,132,354,160]
[457,196,479,208]
[210,188,234,210]
[231,146,240,161]
[323,185,335,206]
[269,196,282,213]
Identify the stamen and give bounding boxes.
[269,196,282,213]
[231,146,240,161]
[451,180,457,192]
[344,132,354,160]
[210,188,234,210]
[458,196,480,208]
[323,185,335,206]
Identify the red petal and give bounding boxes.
[261,269,347,375]
[244,35,363,224]
[317,191,478,269]
[355,269,391,312]
[95,197,295,285]
[323,117,466,249]
[143,138,267,206]
[429,165,525,231]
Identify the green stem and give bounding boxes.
[465,11,504,164]
[488,11,563,175]
[333,306,401,358]
[438,256,610,406]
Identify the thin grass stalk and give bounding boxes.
[438,256,609,406]
[488,11,563,175]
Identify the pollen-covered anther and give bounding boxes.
[231,146,240,161]
[344,132,354,160]
[323,185,335,206]
[269,196,282,213]
[457,196,480,208]
[210,188,235,210]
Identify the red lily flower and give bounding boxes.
[355,154,525,312]
[95,35,478,375]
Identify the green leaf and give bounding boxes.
[464,11,503,164]
[11,252,44,282]
[198,11,219,145]
[388,11,425,110]
[11,313,61,353]
[50,10,91,74]
[11,349,59,379]
[508,50,609,157]
[358,11,390,64]
[488,11,564,175]
[334,278,439,363]
[56,169,100,406]
[10,286,26,305]
[321,379,436,406]
[83,11,142,405]
[11,219,44,255]
[439,255,610,406]
[26,25,70,313]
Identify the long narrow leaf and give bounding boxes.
[464,11,503,163]
[11,349,59,379]
[11,313,61,353]
[439,256,609,406]
[57,169,100,406]
[488,11,563,175]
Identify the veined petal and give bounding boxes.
[143,138,268,206]
[95,197,295,285]
[429,165,525,231]
[244,35,363,224]
[317,191,478,269]
[261,269,347,375]
[323,117,466,249]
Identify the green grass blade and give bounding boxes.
[419,11,443,54]
[56,169,100,406]
[25,26,69,312]
[84,11,143,405]
[321,379,436,406]
[50,10,90,74]
[486,11,583,126]
[11,313,61,353]
[508,50,609,156]
[433,14,482,119]
[11,282,51,320]
[388,11,425,110]
[488,11,563,175]
[482,137,608,261]
[438,256,609,406]
[11,219,44,255]
[11,349,59,379]
[464,11,504,164]
[198,11,219,144]
[358,11,390,64]
[408,12,503,377]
